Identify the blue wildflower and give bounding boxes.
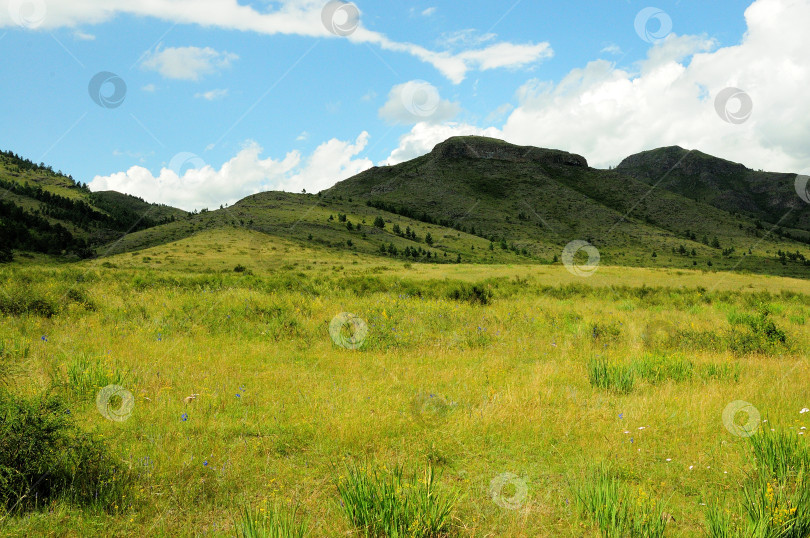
[181,413,188,421]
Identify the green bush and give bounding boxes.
[589,321,622,344]
[447,283,492,305]
[0,390,130,511]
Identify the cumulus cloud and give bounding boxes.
[141,46,238,81]
[378,81,460,125]
[0,0,551,83]
[384,0,810,175]
[90,133,373,210]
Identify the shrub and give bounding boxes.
[447,283,492,305]
[0,390,130,511]
[589,321,622,344]
[727,309,788,354]
[336,461,455,537]
[0,287,57,317]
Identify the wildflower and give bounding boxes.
[181,413,188,421]
[665,458,672,462]
[801,408,810,414]
[638,426,646,430]
[41,335,47,341]
[689,466,694,470]
[203,461,208,466]
[619,413,623,419]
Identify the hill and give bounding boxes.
[0,149,188,260]
[323,136,810,276]
[616,146,810,237]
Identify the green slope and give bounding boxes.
[0,149,188,259]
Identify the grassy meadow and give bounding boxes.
[1,228,809,537]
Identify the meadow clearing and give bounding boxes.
[1,229,809,537]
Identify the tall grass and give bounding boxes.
[235,504,308,538]
[572,465,668,537]
[588,353,740,393]
[705,428,810,537]
[64,354,125,399]
[587,358,635,394]
[335,461,455,537]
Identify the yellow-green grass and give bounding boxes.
[0,230,808,536]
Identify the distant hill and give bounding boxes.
[616,146,810,237]
[0,149,187,260]
[322,136,809,275]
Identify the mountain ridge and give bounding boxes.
[2,138,808,277]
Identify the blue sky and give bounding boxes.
[1,0,807,210]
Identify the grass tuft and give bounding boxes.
[235,503,308,538]
[572,464,669,538]
[336,461,455,537]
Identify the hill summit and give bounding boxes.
[431,136,588,167]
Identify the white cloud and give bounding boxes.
[422,7,437,16]
[0,0,550,83]
[194,88,228,100]
[383,122,503,165]
[378,81,460,125]
[141,83,156,92]
[438,29,496,48]
[89,133,373,210]
[456,41,553,72]
[73,30,95,40]
[141,45,238,81]
[383,0,810,176]
[296,131,309,141]
[600,43,621,55]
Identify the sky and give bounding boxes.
[1,0,808,211]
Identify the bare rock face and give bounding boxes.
[431,136,588,168]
